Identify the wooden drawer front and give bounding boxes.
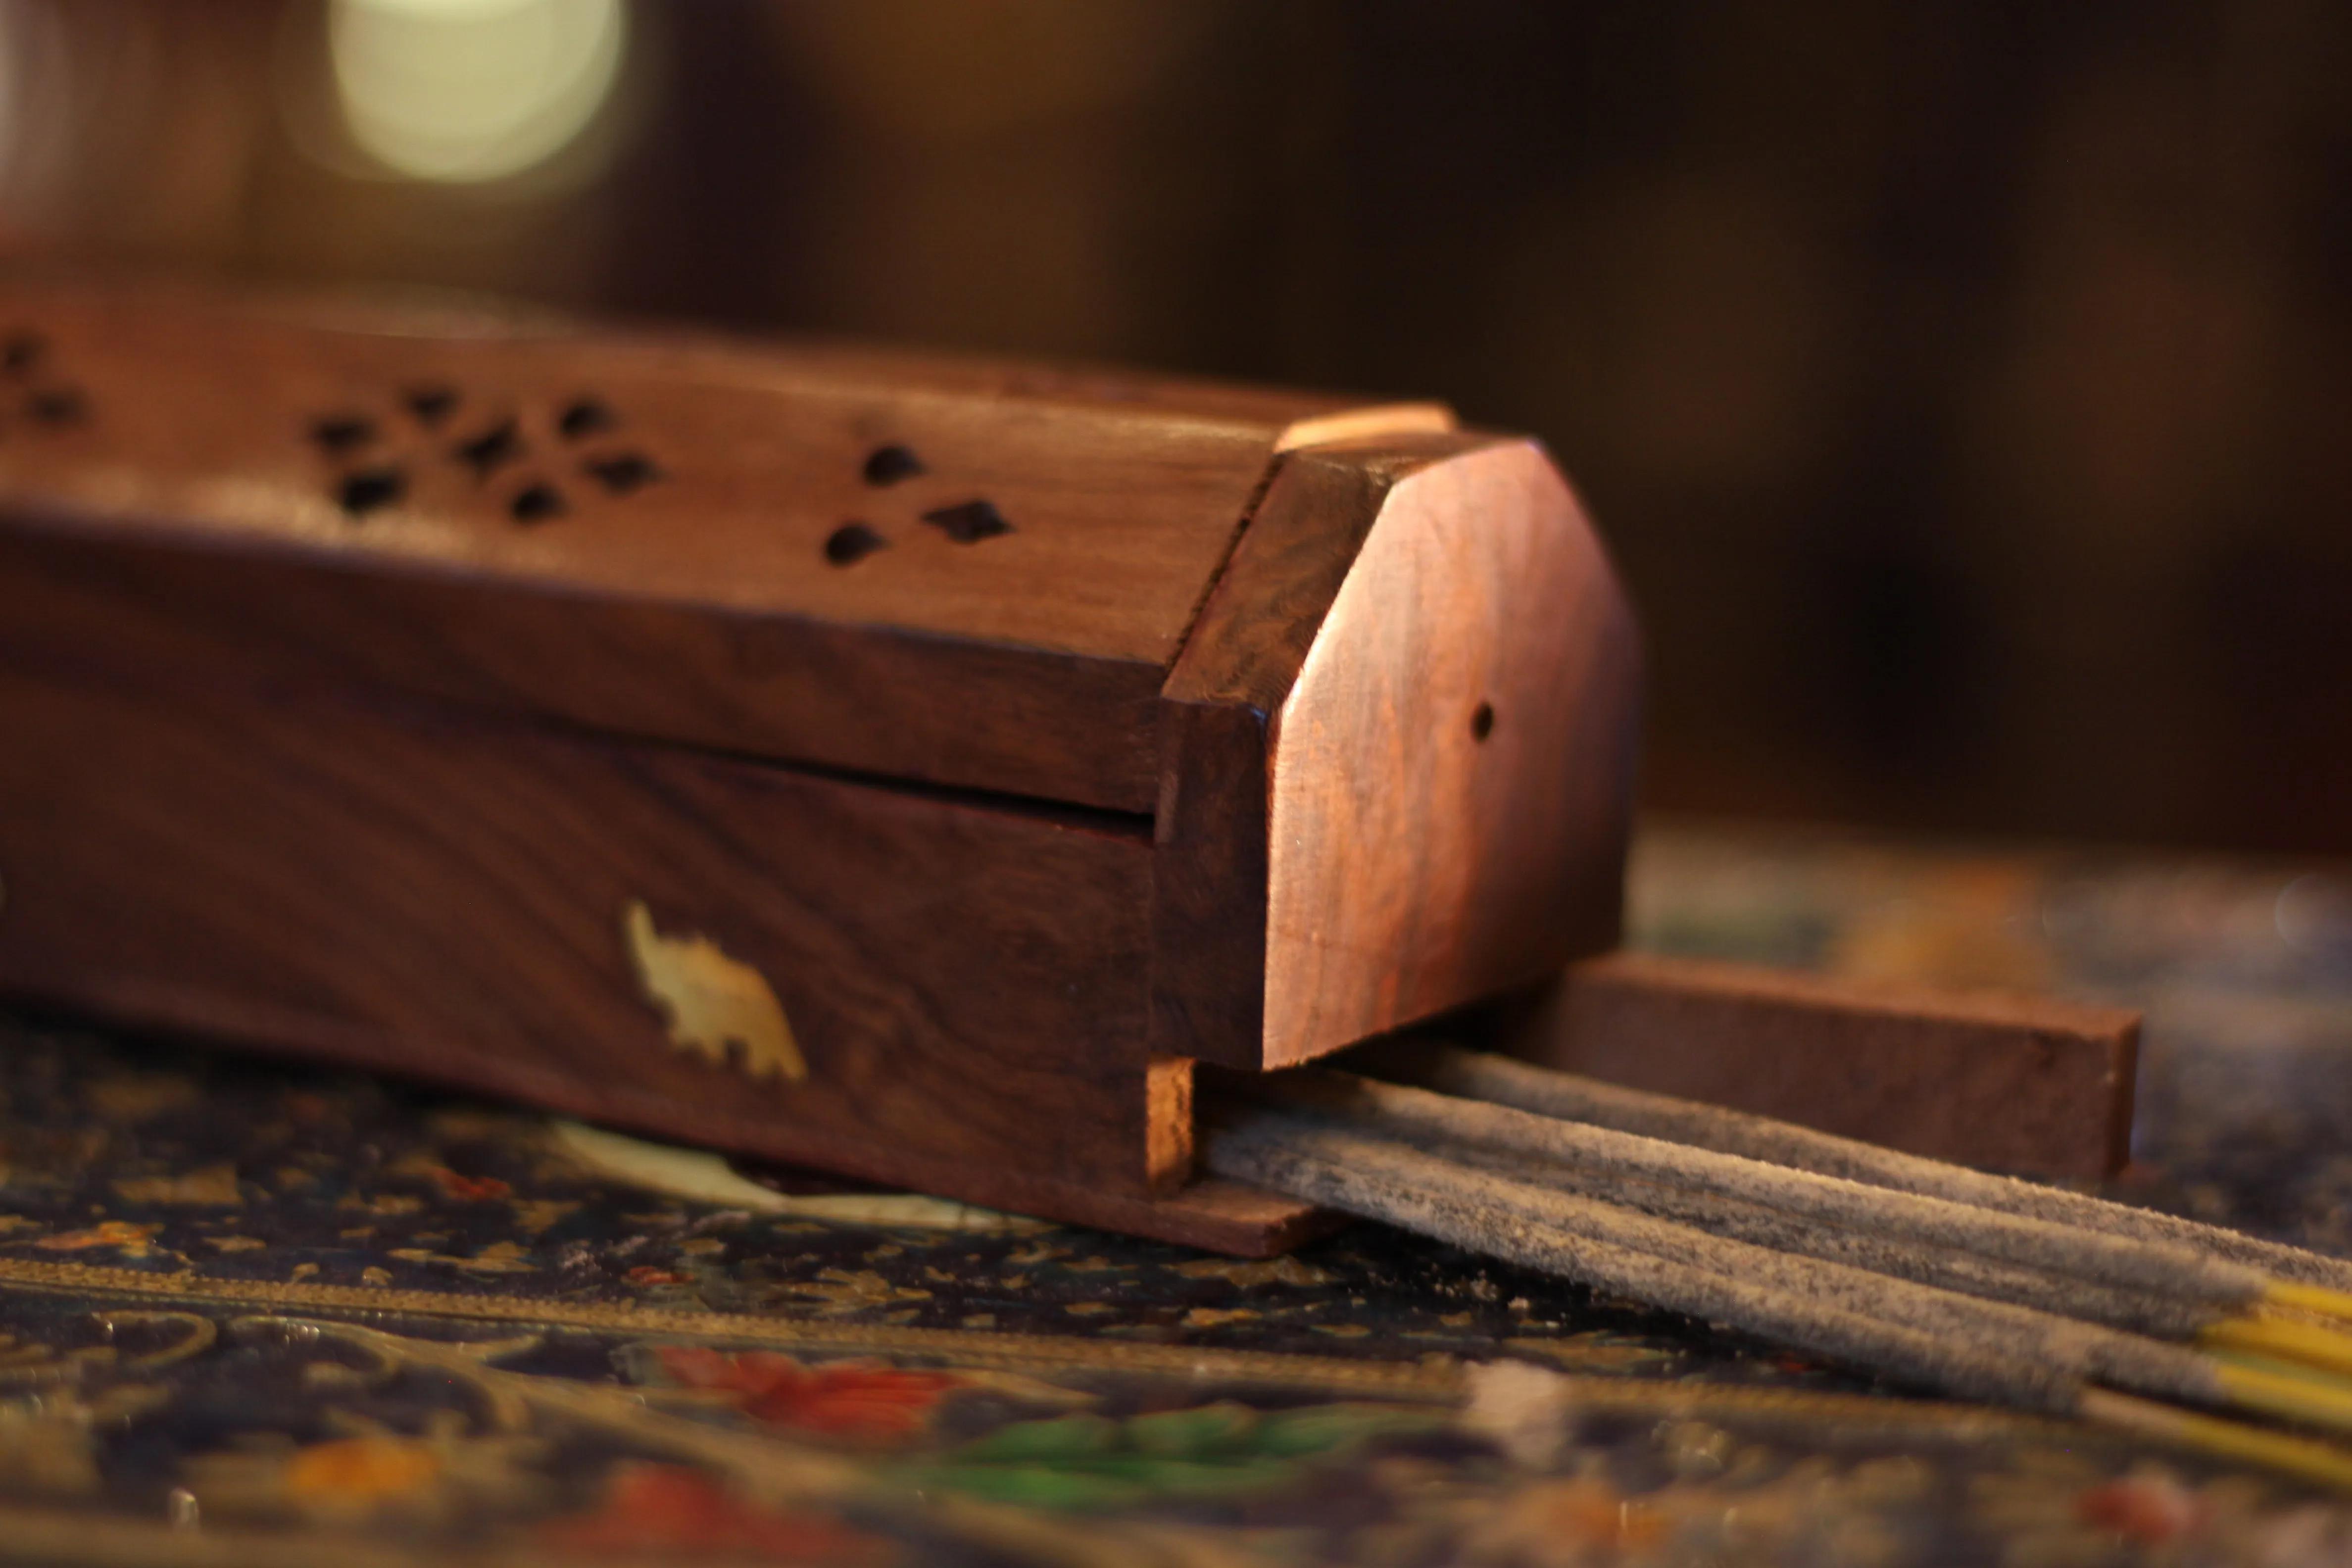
[0,666,1165,1198]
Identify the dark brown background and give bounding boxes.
[10,0,2350,854]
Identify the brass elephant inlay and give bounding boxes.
[620,900,808,1083]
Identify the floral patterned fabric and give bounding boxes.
[0,822,2347,1565]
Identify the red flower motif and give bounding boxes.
[626,1265,693,1286]
[540,1464,889,1563]
[2077,1474,2202,1544]
[433,1169,512,1201]
[656,1348,957,1440]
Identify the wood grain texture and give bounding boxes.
[1151,447,1403,1068]
[1505,951,2140,1179]
[1265,437,1638,1064]
[1156,434,1641,1069]
[1147,697,1273,1069]
[0,661,1316,1251]
[0,276,1448,811]
[0,520,1170,815]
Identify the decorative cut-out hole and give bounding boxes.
[1470,701,1495,741]
[2,333,45,374]
[861,444,925,486]
[405,386,460,427]
[25,387,87,425]
[454,419,523,478]
[337,466,406,517]
[824,522,887,566]
[558,397,614,440]
[509,482,566,523]
[585,452,660,493]
[919,498,1012,543]
[309,414,377,454]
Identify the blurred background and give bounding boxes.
[3,0,2347,854]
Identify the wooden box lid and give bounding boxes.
[0,277,1456,814]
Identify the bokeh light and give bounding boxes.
[328,0,623,184]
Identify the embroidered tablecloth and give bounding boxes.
[0,822,2347,1565]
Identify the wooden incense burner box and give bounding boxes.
[0,280,1640,1254]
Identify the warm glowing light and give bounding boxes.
[328,0,623,183]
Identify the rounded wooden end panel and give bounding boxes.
[1262,439,1640,1066]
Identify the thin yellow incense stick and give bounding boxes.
[2265,1281,2352,1325]
[2080,1387,2352,1494]
[2202,1314,2352,1380]
[2212,1359,2352,1436]
[2203,1348,2352,1387]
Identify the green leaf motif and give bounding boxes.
[897,1401,1445,1513]
[951,1412,1123,1465]
[1126,1402,1260,1456]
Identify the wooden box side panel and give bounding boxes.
[0,665,1172,1201]
[1261,440,1640,1066]
[0,524,1168,815]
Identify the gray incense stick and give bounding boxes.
[1434,1138,2209,1341]
[1253,1069,2276,1314]
[1388,1044,2352,1294]
[1206,1108,2231,1416]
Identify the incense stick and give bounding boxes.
[1207,1107,2352,1443]
[1378,1043,2352,1294]
[1208,1049,2352,1486]
[1252,1068,2352,1325]
[1206,1107,2080,1413]
[2079,1388,2352,1494]
[2205,1315,2352,1379]
[1436,1138,2210,1340]
[1338,1082,2352,1375]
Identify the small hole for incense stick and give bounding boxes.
[825,522,887,566]
[26,387,86,425]
[1471,702,1495,741]
[1,332,45,374]
[585,452,661,494]
[509,482,565,523]
[404,386,459,427]
[337,466,405,518]
[310,414,377,454]
[862,444,925,486]
[454,419,523,479]
[920,498,1012,543]
[557,397,614,440]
